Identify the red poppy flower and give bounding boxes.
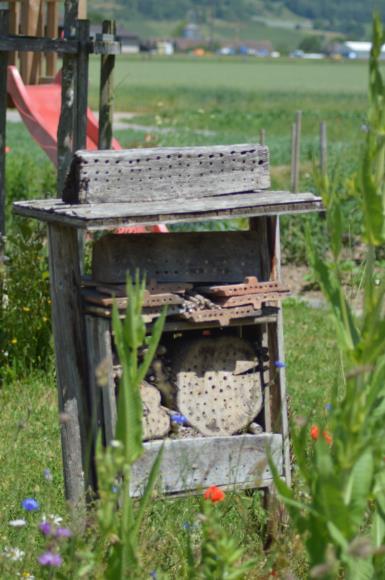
[323,430,333,445]
[203,485,225,503]
[310,425,320,440]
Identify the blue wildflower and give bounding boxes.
[325,403,332,412]
[149,571,157,578]
[274,360,286,369]
[22,498,40,511]
[43,468,53,482]
[171,414,188,426]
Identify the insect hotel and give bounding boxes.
[14,144,322,503]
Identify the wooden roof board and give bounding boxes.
[13,190,323,230]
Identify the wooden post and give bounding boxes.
[20,0,40,83]
[57,0,78,193]
[46,0,59,78]
[98,20,115,150]
[320,121,327,177]
[74,19,89,151]
[0,6,9,255]
[8,0,19,66]
[30,0,44,84]
[291,111,301,193]
[259,128,265,146]
[47,223,93,503]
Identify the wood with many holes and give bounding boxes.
[92,231,261,285]
[62,144,270,204]
[172,336,263,437]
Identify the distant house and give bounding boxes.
[342,41,385,59]
[90,25,141,54]
[174,38,207,52]
[156,40,174,56]
[182,22,201,40]
[219,41,272,57]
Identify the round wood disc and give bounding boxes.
[141,382,170,441]
[173,336,262,436]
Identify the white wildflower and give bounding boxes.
[8,519,27,528]
[3,546,25,561]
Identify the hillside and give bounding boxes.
[89,0,385,40]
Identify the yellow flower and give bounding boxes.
[22,307,30,313]
[11,338,17,345]
[42,316,48,323]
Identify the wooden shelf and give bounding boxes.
[14,190,323,230]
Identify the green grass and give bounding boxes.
[0,301,338,577]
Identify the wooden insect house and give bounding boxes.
[14,144,322,502]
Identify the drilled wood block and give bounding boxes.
[62,144,270,204]
[172,336,263,436]
[92,232,261,284]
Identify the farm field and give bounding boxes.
[0,55,369,576]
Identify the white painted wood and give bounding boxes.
[130,433,283,496]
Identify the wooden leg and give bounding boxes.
[48,223,93,504]
[85,315,117,448]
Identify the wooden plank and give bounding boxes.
[13,191,324,229]
[20,0,40,83]
[74,19,89,151]
[62,144,270,204]
[266,217,291,485]
[92,231,261,284]
[48,223,93,503]
[46,0,59,76]
[29,0,44,84]
[85,315,116,447]
[57,0,78,193]
[0,34,79,52]
[98,20,115,150]
[130,433,283,496]
[0,7,8,248]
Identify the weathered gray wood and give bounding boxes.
[74,19,89,152]
[0,8,8,248]
[13,190,323,229]
[267,217,291,486]
[92,231,261,284]
[57,3,78,194]
[98,20,115,150]
[62,144,270,203]
[48,223,92,503]
[291,111,302,193]
[0,34,79,52]
[130,433,283,496]
[320,121,327,177]
[85,315,116,446]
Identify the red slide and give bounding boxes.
[7,65,167,233]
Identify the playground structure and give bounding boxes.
[7,65,122,165]
[8,0,87,84]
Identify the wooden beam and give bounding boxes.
[46,0,59,76]
[0,7,8,252]
[98,20,115,150]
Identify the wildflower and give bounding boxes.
[42,316,48,323]
[110,439,123,449]
[310,425,319,440]
[3,546,25,561]
[22,307,30,313]
[38,551,62,567]
[56,527,72,538]
[323,431,333,446]
[324,403,332,412]
[11,337,17,345]
[39,521,52,536]
[274,360,286,369]
[203,485,225,503]
[111,485,119,493]
[150,571,157,579]
[171,413,188,426]
[9,519,27,527]
[43,468,53,482]
[21,498,39,511]
[17,572,35,579]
